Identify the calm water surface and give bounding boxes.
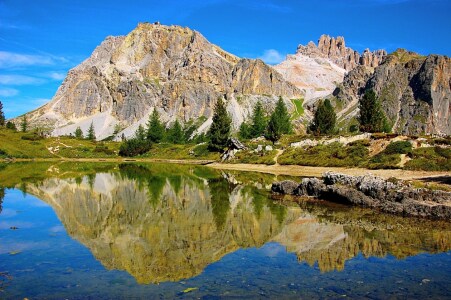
[0,162,450,299]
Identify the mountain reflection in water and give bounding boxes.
[8,163,451,284]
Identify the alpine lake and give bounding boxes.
[0,162,450,299]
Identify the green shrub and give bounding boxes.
[405,147,451,171]
[234,150,276,165]
[384,141,412,155]
[0,149,9,158]
[21,133,44,141]
[119,139,152,157]
[93,144,114,155]
[192,143,210,158]
[278,142,369,167]
[367,153,400,169]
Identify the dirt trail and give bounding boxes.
[273,149,284,165]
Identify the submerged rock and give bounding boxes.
[272,172,451,220]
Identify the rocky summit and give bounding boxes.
[274,35,387,101]
[14,24,450,138]
[20,22,300,140]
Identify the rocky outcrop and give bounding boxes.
[296,35,387,71]
[335,49,451,135]
[272,172,451,219]
[274,35,386,102]
[17,23,301,140]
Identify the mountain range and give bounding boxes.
[15,22,450,138]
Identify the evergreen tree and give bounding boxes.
[146,109,165,143]
[87,122,96,141]
[265,97,291,143]
[358,90,390,133]
[167,119,184,144]
[74,126,83,139]
[20,115,28,132]
[239,121,252,139]
[250,101,267,137]
[309,99,336,135]
[208,98,231,151]
[135,124,146,141]
[0,100,5,127]
[6,121,16,131]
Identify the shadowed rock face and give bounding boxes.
[17,164,451,282]
[334,50,451,135]
[18,23,301,139]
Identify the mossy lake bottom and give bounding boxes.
[0,162,450,299]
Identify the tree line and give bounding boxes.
[0,88,391,156]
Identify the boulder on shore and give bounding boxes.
[272,172,451,220]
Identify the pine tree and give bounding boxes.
[74,127,83,139]
[358,90,389,133]
[208,98,231,151]
[87,122,96,141]
[250,101,267,138]
[135,124,146,141]
[265,97,291,143]
[239,121,251,139]
[167,119,184,144]
[20,115,28,132]
[309,99,336,135]
[146,109,165,143]
[0,100,5,127]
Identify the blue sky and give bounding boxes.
[1,0,450,119]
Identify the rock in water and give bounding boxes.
[272,172,451,220]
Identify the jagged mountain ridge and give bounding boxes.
[274,34,387,101]
[20,23,301,139]
[15,24,450,137]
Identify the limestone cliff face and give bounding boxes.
[274,35,386,102]
[20,23,301,139]
[334,49,451,135]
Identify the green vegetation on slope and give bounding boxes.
[278,141,369,167]
[405,147,451,171]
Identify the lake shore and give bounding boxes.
[2,157,450,183]
[208,162,450,182]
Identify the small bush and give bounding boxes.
[384,141,412,155]
[192,144,210,157]
[0,149,9,158]
[367,154,400,169]
[119,139,152,157]
[93,144,114,155]
[234,150,277,165]
[21,133,44,141]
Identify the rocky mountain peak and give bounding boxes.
[296,34,387,71]
[18,22,301,140]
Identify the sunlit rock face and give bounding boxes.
[17,23,301,139]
